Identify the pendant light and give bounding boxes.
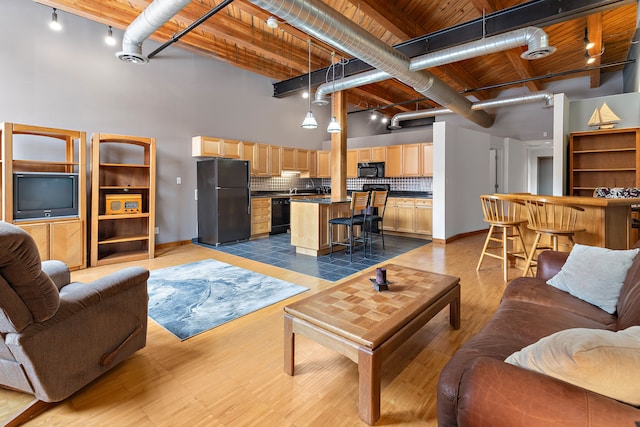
[301,39,318,129]
[327,52,342,133]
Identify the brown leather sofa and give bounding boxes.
[437,249,640,426]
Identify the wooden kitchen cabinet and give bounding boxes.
[402,144,421,176]
[421,143,433,176]
[371,146,386,162]
[192,136,241,158]
[415,198,433,235]
[282,147,309,172]
[357,148,372,162]
[347,149,358,178]
[250,197,271,237]
[270,145,281,176]
[385,145,402,177]
[297,149,309,171]
[253,143,270,176]
[317,150,331,178]
[306,150,317,177]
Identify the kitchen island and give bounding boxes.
[290,198,352,256]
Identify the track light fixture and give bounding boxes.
[583,27,595,50]
[105,26,116,46]
[49,8,61,31]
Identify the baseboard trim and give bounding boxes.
[432,229,487,245]
[155,240,192,250]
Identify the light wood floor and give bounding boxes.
[1,233,512,426]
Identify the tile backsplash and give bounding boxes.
[251,174,432,192]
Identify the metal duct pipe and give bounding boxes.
[248,0,494,128]
[314,26,555,106]
[116,0,192,63]
[389,91,554,129]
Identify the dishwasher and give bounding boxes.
[270,197,290,235]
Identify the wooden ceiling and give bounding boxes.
[35,0,638,119]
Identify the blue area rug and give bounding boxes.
[197,233,429,282]
[147,259,308,340]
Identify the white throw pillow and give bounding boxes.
[505,326,640,406]
[546,244,639,314]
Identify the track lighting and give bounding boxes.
[583,28,594,50]
[49,8,61,31]
[370,111,377,121]
[105,26,116,46]
[301,40,318,129]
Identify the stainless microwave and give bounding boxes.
[357,162,385,178]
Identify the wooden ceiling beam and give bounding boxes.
[587,13,604,88]
[343,0,419,40]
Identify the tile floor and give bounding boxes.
[196,232,430,281]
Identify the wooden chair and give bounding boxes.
[522,198,585,276]
[476,194,529,282]
[362,190,389,257]
[329,191,370,262]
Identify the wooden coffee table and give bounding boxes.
[283,264,460,425]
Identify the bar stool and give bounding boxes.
[362,190,389,257]
[477,194,529,282]
[329,191,370,262]
[522,198,585,276]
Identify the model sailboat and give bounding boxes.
[587,102,620,129]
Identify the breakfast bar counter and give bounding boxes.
[500,193,640,249]
[290,198,351,256]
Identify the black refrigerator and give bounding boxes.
[197,158,251,245]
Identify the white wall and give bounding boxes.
[433,122,490,240]
[0,1,331,244]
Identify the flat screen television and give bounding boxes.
[13,172,79,220]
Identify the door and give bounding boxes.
[538,156,553,195]
[217,158,249,189]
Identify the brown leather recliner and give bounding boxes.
[0,221,149,405]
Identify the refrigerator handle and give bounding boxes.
[247,188,251,215]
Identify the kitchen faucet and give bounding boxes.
[289,187,297,194]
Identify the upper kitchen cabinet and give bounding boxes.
[421,143,433,176]
[192,136,242,158]
[402,143,421,176]
[317,150,331,178]
[269,145,282,176]
[347,149,358,178]
[385,145,402,177]
[371,146,386,162]
[357,148,372,162]
[282,147,309,172]
[253,143,270,176]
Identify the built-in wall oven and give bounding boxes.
[270,197,290,235]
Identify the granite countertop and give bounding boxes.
[289,198,350,204]
[252,190,432,199]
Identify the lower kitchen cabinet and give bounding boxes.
[384,197,432,236]
[251,198,271,237]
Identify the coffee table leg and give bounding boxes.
[284,314,295,375]
[449,285,461,330]
[358,348,381,425]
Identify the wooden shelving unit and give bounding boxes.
[90,133,156,266]
[569,128,640,197]
[1,122,87,270]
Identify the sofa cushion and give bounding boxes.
[502,277,617,328]
[505,326,640,406]
[547,244,639,314]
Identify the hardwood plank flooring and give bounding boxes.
[1,234,511,426]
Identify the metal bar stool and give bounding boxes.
[477,194,529,282]
[522,198,585,276]
[329,191,370,262]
